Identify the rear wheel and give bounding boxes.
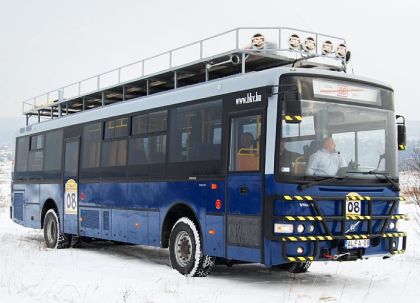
[43,209,71,249]
[169,217,214,277]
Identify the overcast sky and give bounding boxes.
[0,0,419,120]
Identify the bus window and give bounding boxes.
[169,100,222,162]
[15,136,29,173]
[229,115,261,172]
[129,110,168,166]
[82,123,101,169]
[44,130,63,172]
[101,139,127,167]
[104,118,128,139]
[358,129,385,170]
[129,135,167,165]
[332,132,355,166]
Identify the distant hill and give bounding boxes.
[0,116,25,146]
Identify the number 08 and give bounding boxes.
[66,193,77,209]
[347,201,360,214]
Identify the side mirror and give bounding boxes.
[396,115,406,150]
[281,87,302,124]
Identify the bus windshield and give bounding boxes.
[277,99,398,181]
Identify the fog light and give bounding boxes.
[274,223,293,234]
[308,223,315,233]
[389,222,396,230]
[297,224,305,233]
[297,247,304,254]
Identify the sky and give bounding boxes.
[0,0,419,120]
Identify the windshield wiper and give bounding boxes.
[299,176,348,190]
[346,171,400,191]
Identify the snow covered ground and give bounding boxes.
[1,162,420,302]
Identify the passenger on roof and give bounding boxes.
[306,137,346,176]
[244,33,277,51]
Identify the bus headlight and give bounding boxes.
[389,222,396,230]
[297,224,305,233]
[274,223,293,234]
[297,247,304,254]
[308,223,315,233]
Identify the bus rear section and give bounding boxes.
[262,73,406,270]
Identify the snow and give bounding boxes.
[1,161,420,302]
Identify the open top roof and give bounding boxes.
[22,27,347,125]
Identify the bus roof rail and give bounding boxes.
[22,27,347,125]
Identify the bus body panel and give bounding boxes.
[75,180,225,256]
[10,65,404,269]
[263,174,400,266]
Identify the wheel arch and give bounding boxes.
[161,203,202,248]
[40,198,58,228]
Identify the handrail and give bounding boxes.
[22,27,347,115]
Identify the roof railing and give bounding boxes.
[22,27,347,116]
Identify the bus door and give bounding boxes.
[62,137,80,235]
[226,112,264,262]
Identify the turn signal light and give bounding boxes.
[211,183,218,190]
[215,199,222,209]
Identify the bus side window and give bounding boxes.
[229,115,261,172]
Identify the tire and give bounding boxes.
[281,261,312,273]
[169,217,215,277]
[43,209,71,249]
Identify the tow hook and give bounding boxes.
[333,252,350,260]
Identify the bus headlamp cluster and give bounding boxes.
[274,223,316,234]
[288,34,348,59]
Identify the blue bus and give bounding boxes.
[11,28,407,276]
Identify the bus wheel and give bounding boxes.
[169,217,215,277]
[43,209,71,249]
[283,261,312,273]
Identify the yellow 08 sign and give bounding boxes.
[64,179,78,215]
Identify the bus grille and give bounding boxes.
[103,211,110,230]
[13,193,24,221]
[81,209,100,229]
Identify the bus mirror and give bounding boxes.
[396,115,406,151]
[283,91,302,124]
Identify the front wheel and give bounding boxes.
[274,261,311,273]
[43,209,71,249]
[169,217,214,277]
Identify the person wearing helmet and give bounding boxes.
[245,33,277,51]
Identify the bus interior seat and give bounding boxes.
[236,148,259,171]
[307,140,322,159]
[293,156,306,175]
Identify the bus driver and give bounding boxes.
[306,137,347,176]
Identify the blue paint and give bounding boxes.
[203,215,225,257]
[12,173,402,267]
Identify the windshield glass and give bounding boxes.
[277,99,398,181]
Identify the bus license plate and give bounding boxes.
[345,239,370,249]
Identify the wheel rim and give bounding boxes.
[174,230,193,267]
[46,215,57,245]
